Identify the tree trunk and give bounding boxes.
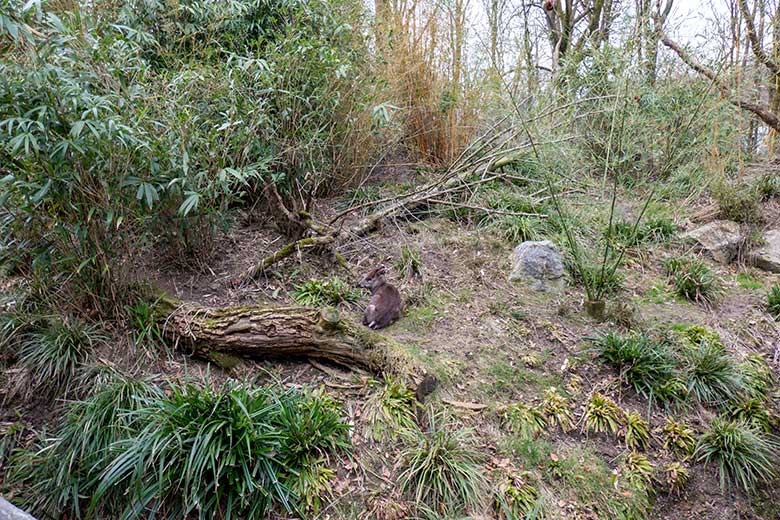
[156,295,423,382]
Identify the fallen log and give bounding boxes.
[155,295,422,383]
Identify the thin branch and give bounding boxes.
[737,0,780,74]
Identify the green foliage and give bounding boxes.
[541,387,574,432]
[768,284,780,320]
[660,417,696,458]
[660,462,690,495]
[756,173,780,199]
[695,418,779,492]
[17,316,103,397]
[7,378,351,518]
[724,398,774,433]
[593,332,680,402]
[611,216,677,246]
[681,337,744,406]
[623,411,650,450]
[124,299,164,348]
[398,410,487,514]
[292,277,361,307]
[570,261,624,296]
[664,256,722,305]
[712,179,762,224]
[620,451,655,491]
[363,378,417,442]
[395,246,422,278]
[581,393,623,436]
[504,401,546,439]
[495,473,544,520]
[739,353,775,401]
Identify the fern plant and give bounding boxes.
[504,401,546,439]
[660,417,696,458]
[542,387,574,432]
[623,411,651,450]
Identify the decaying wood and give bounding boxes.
[157,295,422,382]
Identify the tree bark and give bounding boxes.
[156,295,422,382]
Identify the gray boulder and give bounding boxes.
[753,229,780,273]
[0,498,38,520]
[509,240,565,292]
[681,220,742,264]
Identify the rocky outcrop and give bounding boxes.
[753,229,780,273]
[508,240,565,292]
[681,220,742,264]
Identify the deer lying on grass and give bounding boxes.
[358,266,401,330]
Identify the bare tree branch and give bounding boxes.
[660,30,780,131]
[738,0,780,74]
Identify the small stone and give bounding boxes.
[508,240,565,292]
[753,229,780,273]
[681,220,742,263]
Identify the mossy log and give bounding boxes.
[156,296,421,382]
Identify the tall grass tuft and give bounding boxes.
[768,284,780,320]
[7,378,351,518]
[398,409,487,514]
[592,332,679,402]
[681,338,744,406]
[17,317,103,397]
[363,378,418,442]
[694,418,779,492]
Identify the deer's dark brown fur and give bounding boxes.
[358,266,401,330]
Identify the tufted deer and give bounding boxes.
[358,266,401,330]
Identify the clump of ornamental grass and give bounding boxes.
[363,377,418,442]
[504,401,546,439]
[397,409,487,514]
[694,418,779,492]
[581,393,623,436]
[541,387,574,432]
[292,277,361,307]
[664,256,722,305]
[660,417,696,458]
[623,411,651,450]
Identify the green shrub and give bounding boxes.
[593,332,679,402]
[756,173,780,199]
[620,451,655,491]
[612,217,677,246]
[768,285,780,320]
[504,401,546,439]
[495,473,544,519]
[681,338,744,406]
[363,378,418,442]
[712,179,762,223]
[541,387,574,432]
[7,378,351,518]
[739,353,775,401]
[660,417,696,458]
[17,317,103,397]
[695,418,779,492]
[724,398,774,433]
[664,256,722,305]
[623,411,651,450]
[660,462,690,495]
[292,277,361,307]
[581,393,623,436]
[398,410,487,513]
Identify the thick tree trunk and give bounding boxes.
[156,296,422,382]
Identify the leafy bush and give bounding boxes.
[504,401,546,439]
[398,410,487,514]
[620,451,655,491]
[541,387,574,432]
[363,378,417,442]
[712,179,762,224]
[681,338,744,406]
[612,216,677,246]
[660,417,696,458]
[581,393,623,435]
[16,317,103,397]
[660,462,690,495]
[7,378,351,518]
[756,173,780,199]
[768,284,780,320]
[623,411,651,450]
[664,257,722,305]
[292,277,361,307]
[739,353,775,401]
[495,473,544,519]
[593,332,679,402]
[724,398,774,433]
[694,418,779,492]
